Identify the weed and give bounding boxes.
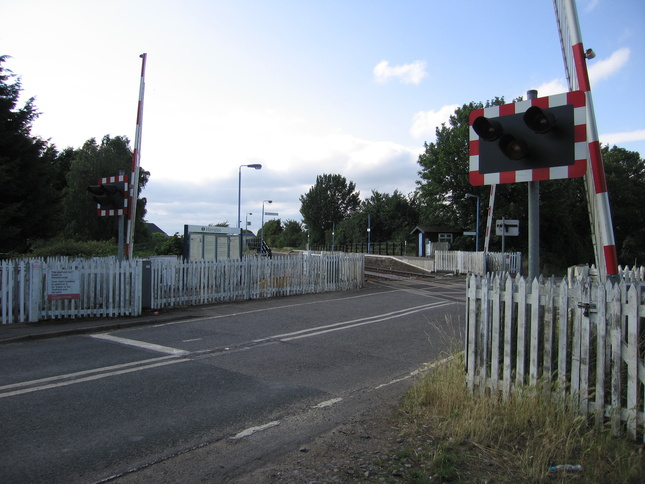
[401,352,645,482]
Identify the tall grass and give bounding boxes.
[402,353,645,482]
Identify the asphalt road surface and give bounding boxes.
[0,277,466,483]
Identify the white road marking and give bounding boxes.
[275,301,454,342]
[230,420,281,440]
[0,355,179,391]
[374,354,458,390]
[3,294,456,399]
[312,397,343,408]
[0,357,188,399]
[91,334,190,356]
[137,289,402,330]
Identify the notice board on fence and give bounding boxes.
[47,270,81,300]
[183,225,242,261]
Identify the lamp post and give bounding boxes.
[332,222,335,252]
[466,193,481,252]
[261,200,272,253]
[237,164,262,229]
[367,213,371,254]
[245,212,253,230]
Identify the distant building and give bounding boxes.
[410,225,465,257]
[145,223,168,236]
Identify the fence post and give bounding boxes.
[625,284,639,439]
[466,274,478,391]
[141,260,152,309]
[28,260,43,323]
[502,275,515,399]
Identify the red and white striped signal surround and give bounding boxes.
[96,174,129,217]
[469,90,587,186]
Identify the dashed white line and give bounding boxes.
[230,420,281,440]
[312,397,343,408]
[91,334,190,356]
[374,354,458,390]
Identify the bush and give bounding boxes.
[155,233,184,256]
[28,239,117,258]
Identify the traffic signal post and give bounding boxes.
[87,175,129,261]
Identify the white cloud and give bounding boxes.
[141,108,422,234]
[584,0,600,12]
[588,47,630,85]
[373,60,428,85]
[531,78,569,97]
[600,129,645,146]
[517,48,629,101]
[409,104,460,140]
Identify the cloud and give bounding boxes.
[373,60,428,85]
[600,129,645,146]
[409,104,460,140]
[588,47,630,85]
[518,48,629,101]
[584,0,600,12]
[531,78,569,97]
[142,109,423,234]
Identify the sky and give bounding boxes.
[3,0,644,236]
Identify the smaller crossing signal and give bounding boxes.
[87,175,129,216]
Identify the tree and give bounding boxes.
[416,99,506,230]
[0,56,60,253]
[335,190,419,246]
[156,233,184,256]
[602,145,645,265]
[362,189,419,243]
[261,218,283,247]
[62,135,150,242]
[277,219,306,248]
[299,173,361,244]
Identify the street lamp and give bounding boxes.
[332,222,335,252]
[367,213,371,254]
[466,193,481,252]
[237,164,262,229]
[245,212,253,230]
[261,200,272,253]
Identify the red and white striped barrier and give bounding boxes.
[557,0,618,277]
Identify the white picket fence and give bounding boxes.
[466,272,645,440]
[434,251,522,275]
[1,258,143,323]
[1,253,364,324]
[149,253,364,308]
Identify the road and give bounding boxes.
[0,277,466,483]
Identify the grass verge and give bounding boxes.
[388,353,645,483]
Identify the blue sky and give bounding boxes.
[3,0,644,236]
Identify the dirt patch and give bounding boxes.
[229,402,412,483]
[230,399,522,484]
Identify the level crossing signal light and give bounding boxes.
[87,175,129,216]
[469,91,587,186]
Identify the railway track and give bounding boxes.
[364,267,437,281]
[364,266,467,286]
